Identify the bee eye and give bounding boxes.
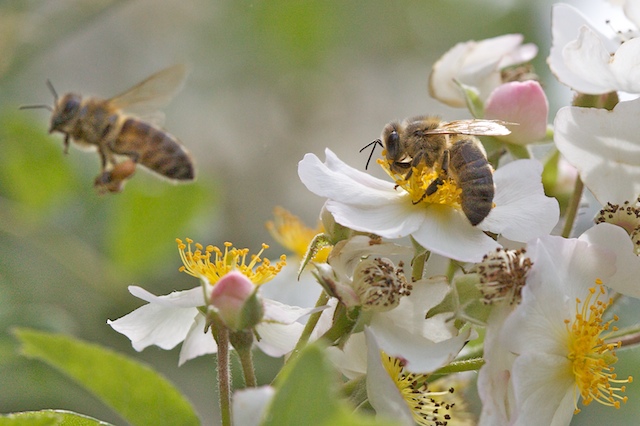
[386,130,400,159]
[63,98,79,115]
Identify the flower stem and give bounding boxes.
[562,175,584,238]
[230,330,257,387]
[212,319,232,426]
[286,291,329,365]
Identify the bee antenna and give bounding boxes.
[46,79,59,102]
[18,104,53,112]
[359,139,384,170]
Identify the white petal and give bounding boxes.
[262,298,323,324]
[325,198,424,239]
[178,314,217,366]
[562,26,618,94]
[411,205,500,262]
[548,4,619,93]
[259,264,323,309]
[481,160,559,241]
[107,301,198,352]
[554,99,640,204]
[326,332,368,379]
[254,322,304,357]
[128,285,205,308]
[579,223,640,298]
[610,37,640,92]
[233,386,275,426]
[364,328,415,425]
[370,284,472,374]
[298,149,397,204]
[511,353,575,426]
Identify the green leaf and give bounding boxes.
[14,328,199,426]
[0,410,114,426]
[104,178,213,276]
[264,343,396,426]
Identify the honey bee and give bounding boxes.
[20,64,195,193]
[367,116,511,226]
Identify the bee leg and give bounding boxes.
[63,134,70,154]
[412,150,450,205]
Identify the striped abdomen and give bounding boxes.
[113,119,195,181]
[449,138,494,226]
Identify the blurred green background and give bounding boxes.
[1,0,639,424]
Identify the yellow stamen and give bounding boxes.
[381,352,472,425]
[378,157,462,210]
[565,279,632,414]
[176,238,286,286]
[265,206,331,262]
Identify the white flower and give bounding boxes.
[548,3,640,94]
[328,276,471,375]
[298,148,558,263]
[554,97,640,205]
[232,386,274,426]
[429,34,537,108]
[107,284,315,365]
[479,224,637,425]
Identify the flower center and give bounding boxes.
[565,279,632,414]
[595,198,640,255]
[352,258,411,312]
[176,238,286,286]
[473,248,532,305]
[266,206,331,262]
[378,157,462,210]
[381,352,469,426]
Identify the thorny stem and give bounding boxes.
[562,175,584,238]
[212,318,232,426]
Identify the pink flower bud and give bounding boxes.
[210,271,262,330]
[484,80,548,145]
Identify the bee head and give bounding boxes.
[50,93,82,133]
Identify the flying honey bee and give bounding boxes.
[363,116,511,226]
[20,64,195,193]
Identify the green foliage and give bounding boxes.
[264,343,396,426]
[0,111,78,211]
[14,329,200,426]
[104,177,213,276]
[0,410,114,426]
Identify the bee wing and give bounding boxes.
[427,119,513,136]
[109,64,189,124]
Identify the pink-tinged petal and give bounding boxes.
[364,328,415,424]
[210,271,255,329]
[128,285,205,308]
[254,322,304,357]
[579,223,640,298]
[510,353,575,426]
[325,198,424,239]
[107,302,198,352]
[178,314,217,366]
[411,205,500,262]
[481,160,559,241]
[233,386,274,426]
[298,149,397,205]
[554,99,640,204]
[484,81,548,144]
